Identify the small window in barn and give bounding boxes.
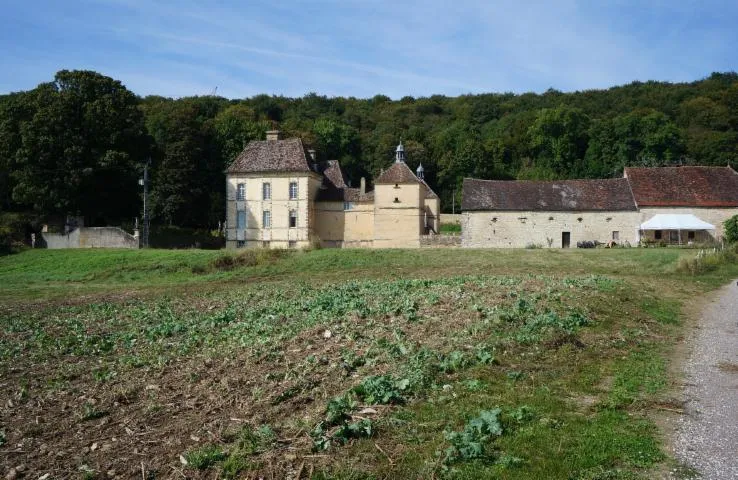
[289,181,298,200]
[289,209,297,228]
[655,230,662,240]
[262,182,271,200]
[688,231,695,240]
[612,231,619,241]
[236,183,245,201]
[548,216,554,221]
[577,217,583,222]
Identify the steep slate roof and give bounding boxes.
[375,162,420,184]
[462,178,637,212]
[624,166,738,207]
[226,138,312,173]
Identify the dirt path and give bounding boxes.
[673,280,738,479]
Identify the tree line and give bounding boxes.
[2,69,738,231]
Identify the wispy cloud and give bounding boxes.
[1,0,736,98]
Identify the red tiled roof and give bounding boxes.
[624,166,738,207]
[226,138,312,173]
[462,178,637,211]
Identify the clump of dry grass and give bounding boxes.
[212,248,290,271]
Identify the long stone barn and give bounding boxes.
[461,166,738,248]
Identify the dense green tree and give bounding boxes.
[2,69,738,227]
[9,70,147,224]
[528,105,590,177]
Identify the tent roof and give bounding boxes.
[640,214,715,230]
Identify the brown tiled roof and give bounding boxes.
[624,166,738,207]
[316,186,374,203]
[462,178,637,211]
[316,160,374,202]
[322,160,348,188]
[419,178,439,200]
[375,162,421,184]
[226,138,312,173]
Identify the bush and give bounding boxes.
[724,215,738,244]
[676,245,738,275]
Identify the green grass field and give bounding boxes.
[0,247,736,479]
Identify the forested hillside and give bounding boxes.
[2,70,738,231]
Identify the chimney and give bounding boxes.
[360,177,366,195]
[266,130,281,141]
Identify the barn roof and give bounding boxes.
[226,137,313,174]
[624,166,738,207]
[462,178,637,212]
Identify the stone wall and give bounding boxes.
[42,227,139,249]
[462,210,640,248]
[420,233,461,248]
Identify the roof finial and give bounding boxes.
[395,139,405,164]
[416,162,425,180]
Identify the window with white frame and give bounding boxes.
[262,210,271,228]
[262,182,271,200]
[236,183,245,201]
[289,181,298,200]
[289,209,297,228]
[236,210,246,229]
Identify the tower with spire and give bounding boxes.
[395,140,405,164]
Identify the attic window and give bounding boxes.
[518,217,527,223]
[491,217,498,223]
[606,217,612,222]
[548,216,554,221]
[394,183,400,189]
[577,217,583,222]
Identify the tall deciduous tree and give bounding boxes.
[10,70,147,224]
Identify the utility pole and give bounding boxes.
[139,158,151,248]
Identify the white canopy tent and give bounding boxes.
[640,214,715,231]
[637,214,715,244]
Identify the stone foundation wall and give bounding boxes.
[420,233,461,248]
[42,227,139,249]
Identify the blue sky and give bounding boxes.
[2,0,737,99]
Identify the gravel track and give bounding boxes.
[673,280,738,479]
